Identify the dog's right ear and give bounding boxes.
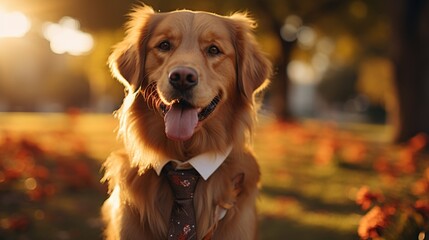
[108,5,155,93]
[228,13,271,104]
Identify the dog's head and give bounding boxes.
[110,5,270,148]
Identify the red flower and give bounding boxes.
[358,206,394,239]
[356,186,384,210]
[415,200,429,218]
[412,179,429,196]
[408,133,428,152]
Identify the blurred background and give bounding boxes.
[0,0,428,239]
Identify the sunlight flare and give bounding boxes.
[43,17,94,56]
[0,9,31,38]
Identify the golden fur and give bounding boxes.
[102,5,271,240]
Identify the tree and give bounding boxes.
[252,0,356,121]
[389,0,429,144]
[252,0,294,120]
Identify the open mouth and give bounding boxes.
[160,95,220,121]
[159,95,221,141]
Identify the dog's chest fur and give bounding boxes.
[102,149,260,240]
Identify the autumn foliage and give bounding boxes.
[355,134,429,240]
[0,131,105,239]
[1,116,428,239]
[259,121,429,239]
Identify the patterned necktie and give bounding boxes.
[163,163,200,240]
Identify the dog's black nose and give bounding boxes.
[168,67,198,91]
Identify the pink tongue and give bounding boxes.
[164,103,199,141]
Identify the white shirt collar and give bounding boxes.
[152,146,232,180]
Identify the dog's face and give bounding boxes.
[145,12,236,141]
[110,6,270,146]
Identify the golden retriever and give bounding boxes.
[102,4,271,240]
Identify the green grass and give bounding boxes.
[0,113,427,240]
[254,122,366,239]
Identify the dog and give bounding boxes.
[102,4,271,240]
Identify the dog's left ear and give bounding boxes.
[228,13,271,102]
[109,5,156,93]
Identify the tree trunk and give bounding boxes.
[389,0,429,144]
[254,0,293,121]
[270,39,294,121]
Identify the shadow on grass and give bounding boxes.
[259,215,359,240]
[259,185,360,240]
[261,186,361,214]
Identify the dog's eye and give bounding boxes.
[207,45,221,56]
[157,40,171,51]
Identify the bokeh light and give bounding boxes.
[0,9,31,38]
[42,17,94,56]
[287,60,316,84]
[297,26,316,49]
[280,15,302,42]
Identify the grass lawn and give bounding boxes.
[0,113,427,240]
